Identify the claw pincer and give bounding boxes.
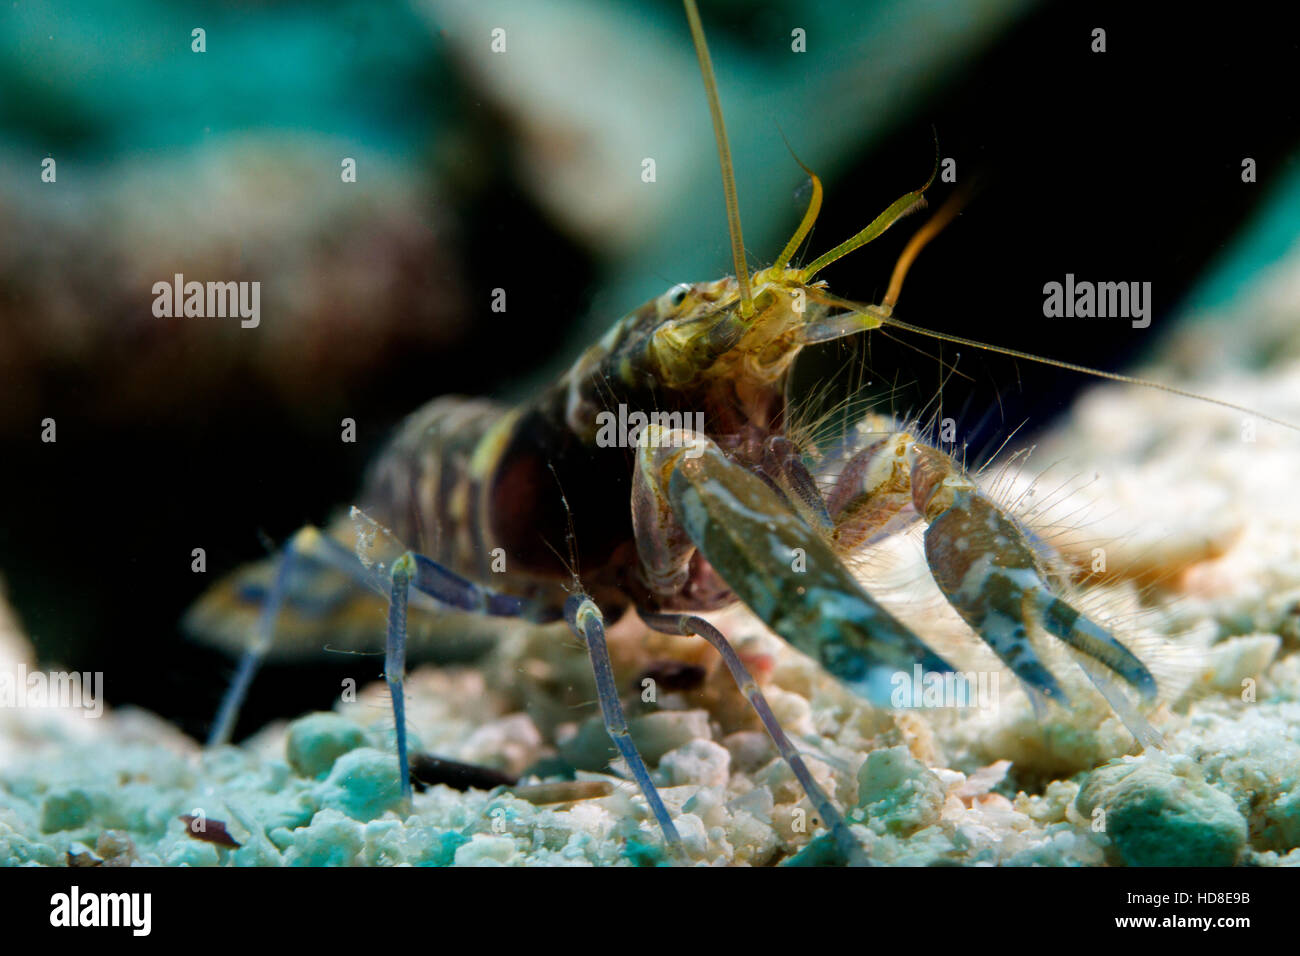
[662,438,956,705]
[912,445,1157,705]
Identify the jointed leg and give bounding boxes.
[642,611,868,866]
[760,435,834,535]
[209,522,552,802]
[207,525,387,746]
[565,595,684,859]
[375,553,685,856]
[208,526,319,746]
[908,444,1157,699]
[632,425,950,863]
[211,521,688,854]
[633,426,954,696]
[826,427,1160,734]
[381,550,550,805]
[385,554,414,805]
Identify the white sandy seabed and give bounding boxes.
[5,298,1300,867]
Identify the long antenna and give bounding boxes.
[800,142,939,281]
[771,133,824,272]
[804,287,1300,433]
[683,0,753,318]
[882,186,969,311]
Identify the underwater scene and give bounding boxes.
[1,0,1298,902]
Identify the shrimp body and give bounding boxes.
[187,1,1202,863]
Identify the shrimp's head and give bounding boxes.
[633,266,885,391]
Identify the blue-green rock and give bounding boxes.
[318,748,405,822]
[1078,757,1247,866]
[286,713,368,779]
[39,788,93,832]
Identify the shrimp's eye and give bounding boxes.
[666,283,690,309]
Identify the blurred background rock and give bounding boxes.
[0,0,1295,740]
